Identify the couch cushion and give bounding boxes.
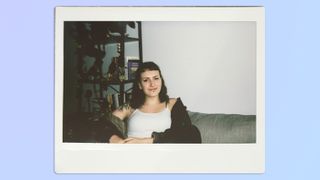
[188,111,256,143]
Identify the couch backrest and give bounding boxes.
[188,111,256,143]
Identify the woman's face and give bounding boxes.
[139,70,162,98]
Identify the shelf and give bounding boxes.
[107,79,135,85]
[79,79,135,85]
[105,36,140,44]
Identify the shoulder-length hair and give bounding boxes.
[130,61,169,109]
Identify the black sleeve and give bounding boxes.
[151,98,201,143]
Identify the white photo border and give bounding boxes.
[55,6,265,173]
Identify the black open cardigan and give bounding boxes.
[100,98,201,143]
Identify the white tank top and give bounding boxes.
[127,106,171,138]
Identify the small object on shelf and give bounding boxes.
[128,60,140,80]
[107,57,121,82]
[106,73,112,81]
[112,93,120,110]
[106,94,113,112]
[119,67,126,82]
[117,43,121,54]
[107,57,127,82]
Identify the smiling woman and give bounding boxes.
[139,70,162,99]
[106,61,202,143]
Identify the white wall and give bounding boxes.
[142,21,256,114]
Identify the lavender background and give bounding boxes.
[0,0,319,179]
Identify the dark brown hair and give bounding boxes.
[130,61,169,109]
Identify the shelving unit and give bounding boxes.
[63,21,143,142]
[73,21,143,113]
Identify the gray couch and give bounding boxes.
[63,111,256,143]
[188,111,256,143]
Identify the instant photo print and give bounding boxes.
[55,6,265,173]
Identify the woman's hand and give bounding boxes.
[124,137,154,144]
[109,135,127,143]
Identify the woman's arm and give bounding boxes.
[124,137,154,144]
[104,104,134,143]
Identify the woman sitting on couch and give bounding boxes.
[105,61,201,144]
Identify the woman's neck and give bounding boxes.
[140,96,165,113]
[143,96,161,106]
